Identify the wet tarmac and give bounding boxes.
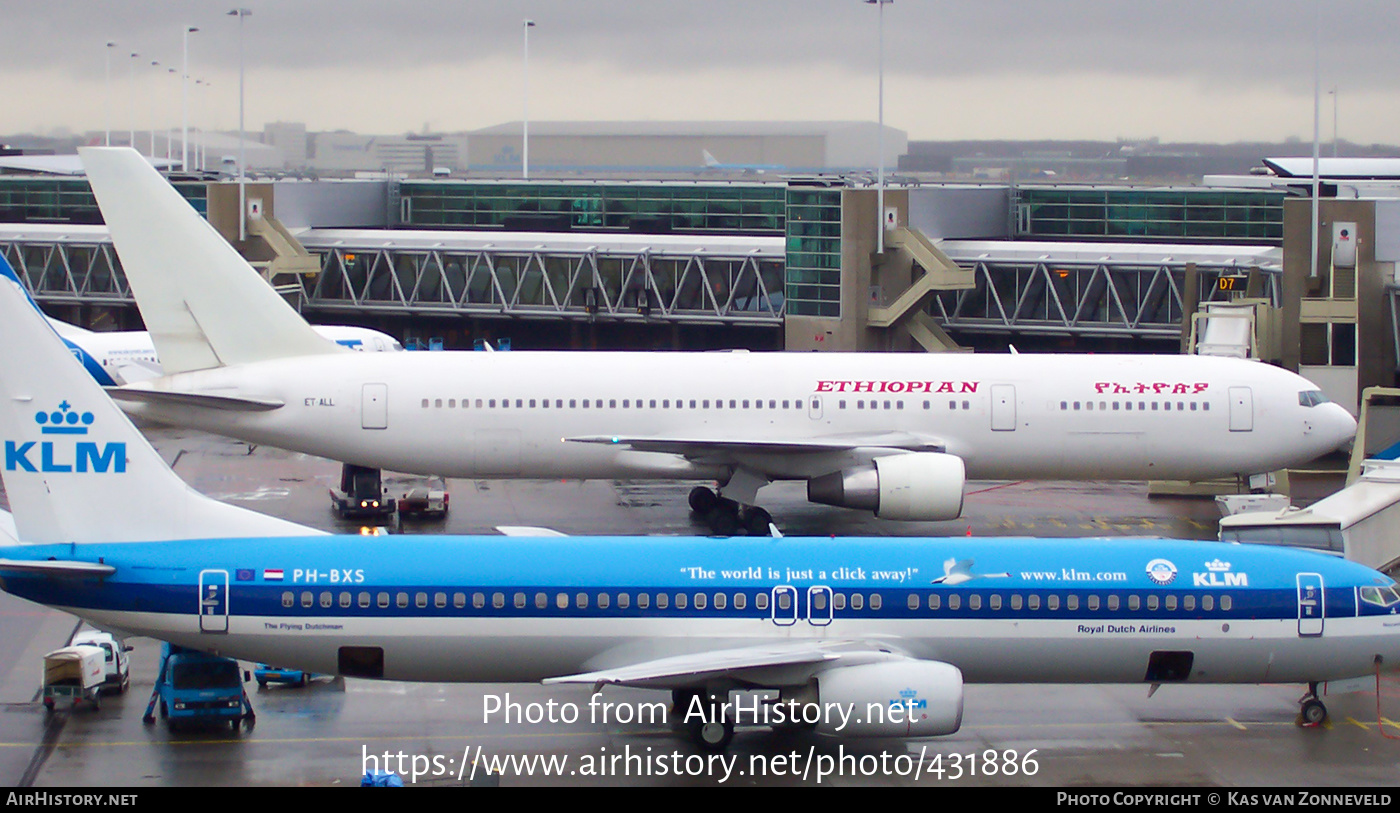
[2,428,1399,787]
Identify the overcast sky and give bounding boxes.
[4,1,1396,145]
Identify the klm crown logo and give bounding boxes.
[6,400,125,474]
[35,401,95,435]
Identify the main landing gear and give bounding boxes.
[1299,682,1328,726]
[673,688,734,752]
[688,487,773,536]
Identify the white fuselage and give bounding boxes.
[118,352,1355,485]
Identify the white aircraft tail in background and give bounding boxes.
[80,146,343,375]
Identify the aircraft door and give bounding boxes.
[1297,573,1324,637]
[807,586,833,626]
[808,395,823,420]
[198,569,229,634]
[771,585,798,626]
[1228,386,1253,432]
[362,383,389,430]
[991,385,1017,431]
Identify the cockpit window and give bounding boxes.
[1360,585,1400,607]
[1298,390,1329,408]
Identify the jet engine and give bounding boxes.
[806,452,965,520]
[813,661,963,737]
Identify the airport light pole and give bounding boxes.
[104,42,117,146]
[865,0,891,256]
[128,52,140,152]
[523,19,535,180]
[228,8,251,241]
[149,60,161,158]
[182,26,199,171]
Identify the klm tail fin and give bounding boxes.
[78,146,342,375]
[0,273,323,544]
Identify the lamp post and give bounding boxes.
[227,8,251,241]
[149,60,161,158]
[128,52,139,152]
[865,0,891,255]
[104,41,117,146]
[182,26,199,170]
[523,19,535,180]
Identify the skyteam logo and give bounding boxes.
[1145,558,1177,586]
[5,400,126,474]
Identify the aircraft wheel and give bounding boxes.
[741,506,773,536]
[1300,697,1328,726]
[706,502,740,536]
[687,699,734,752]
[688,486,719,514]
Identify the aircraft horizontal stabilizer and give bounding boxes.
[495,526,569,537]
[0,559,117,578]
[106,388,285,412]
[565,431,946,456]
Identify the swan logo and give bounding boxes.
[1145,558,1178,586]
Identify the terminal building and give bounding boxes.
[1,125,1398,420]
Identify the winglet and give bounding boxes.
[78,147,343,375]
[0,273,324,544]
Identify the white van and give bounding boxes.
[71,631,131,694]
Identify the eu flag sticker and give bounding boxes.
[236,569,255,582]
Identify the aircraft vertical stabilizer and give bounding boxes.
[0,274,324,544]
[78,147,342,375]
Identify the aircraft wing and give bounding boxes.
[544,641,907,690]
[565,431,945,457]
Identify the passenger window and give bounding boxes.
[473,592,485,609]
[714,593,726,610]
[453,592,465,609]
[694,593,706,610]
[1202,595,1214,612]
[415,592,427,609]
[851,594,864,610]
[1128,595,1139,611]
[358,592,371,608]
[1012,594,1024,611]
[556,593,568,610]
[776,592,790,611]
[597,593,610,610]
[1184,595,1196,612]
[378,592,390,609]
[989,594,1002,610]
[398,592,410,609]
[1221,595,1232,611]
[832,593,845,610]
[734,592,745,610]
[810,592,826,611]
[282,591,294,608]
[908,594,920,610]
[947,594,960,611]
[514,592,526,609]
[535,593,547,609]
[638,593,650,609]
[675,593,687,610]
[656,593,669,610]
[968,594,981,611]
[1166,595,1177,611]
[492,592,505,609]
[1066,595,1078,611]
[1107,595,1120,611]
[435,592,446,609]
[928,594,940,610]
[1147,595,1159,611]
[1026,595,1039,611]
[1047,594,1059,611]
[302,591,314,608]
[340,592,352,609]
[870,594,882,610]
[576,592,588,609]
[1088,595,1100,611]
[618,593,630,609]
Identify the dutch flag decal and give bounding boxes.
[264,569,284,581]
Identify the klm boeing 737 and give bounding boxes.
[0,268,1395,751]
[73,147,1355,534]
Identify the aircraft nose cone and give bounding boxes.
[1322,403,1358,451]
